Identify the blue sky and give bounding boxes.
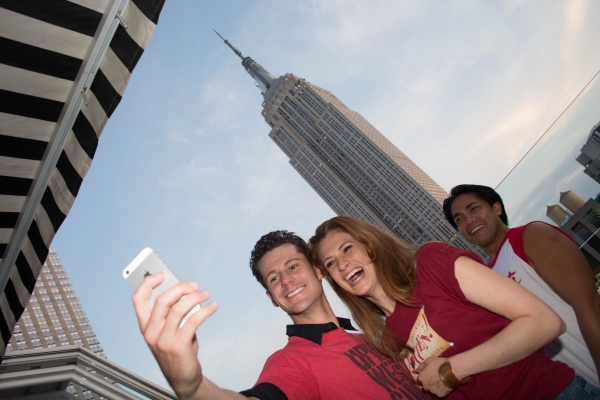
[51,0,600,392]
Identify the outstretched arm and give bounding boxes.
[523,222,600,383]
[132,273,254,400]
[416,256,565,397]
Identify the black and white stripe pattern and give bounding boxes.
[0,0,165,360]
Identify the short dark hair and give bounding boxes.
[442,184,509,230]
[249,230,309,290]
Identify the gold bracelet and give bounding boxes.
[438,361,470,390]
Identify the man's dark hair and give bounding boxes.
[249,230,309,290]
[443,184,509,230]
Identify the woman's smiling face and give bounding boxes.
[318,229,384,301]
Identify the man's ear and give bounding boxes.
[314,266,324,280]
[492,202,503,217]
[266,290,279,308]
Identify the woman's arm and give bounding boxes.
[415,255,565,397]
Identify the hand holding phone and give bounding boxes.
[123,247,201,327]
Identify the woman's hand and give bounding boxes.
[416,357,453,397]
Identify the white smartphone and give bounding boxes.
[123,247,200,327]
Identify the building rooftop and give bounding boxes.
[0,346,176,399]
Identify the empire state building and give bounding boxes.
[217,32,483,255]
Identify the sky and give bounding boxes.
[497,69,600,226]
[50,0,600,392]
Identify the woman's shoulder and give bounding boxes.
[414,243,481,300]
[419,241,449,252]
[415,242,455,276]
[417,241,456,261]
[418,242,483,265]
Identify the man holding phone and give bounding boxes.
[132,230,425,400]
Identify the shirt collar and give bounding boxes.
[285,317,357,345]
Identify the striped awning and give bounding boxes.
[0,0,165,359]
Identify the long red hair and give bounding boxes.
[309,216,423,363]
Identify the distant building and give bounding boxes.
[561,198,600,273]
[217,33,486,258]
[546,192,600,273]
[0,346,176,399]
[576,121,600,184]
[0,248,145,399]
[547,204,570,226]
[560,191,585,214]
[6,249,103,357]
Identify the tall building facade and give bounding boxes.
[217,33,484,256]
[6,248,104,356]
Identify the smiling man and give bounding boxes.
[443,184,600,386]
[132,230,425,400]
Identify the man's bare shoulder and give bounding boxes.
[522,222,567,249]
[523,221,560,236]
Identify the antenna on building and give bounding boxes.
[214,29,275,96]
[213,29,244,60]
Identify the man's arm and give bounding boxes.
[132,273,256,400]
[523,222,600,382]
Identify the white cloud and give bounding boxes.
[158,159,219,187]
[465,100,546,165]
[555,168,584,196]
[166,129,190,143]
[565,0,590,35]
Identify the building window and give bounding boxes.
[571,222,593,242]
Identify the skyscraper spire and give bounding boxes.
[214,30,276,96]
[213,30,244,59]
